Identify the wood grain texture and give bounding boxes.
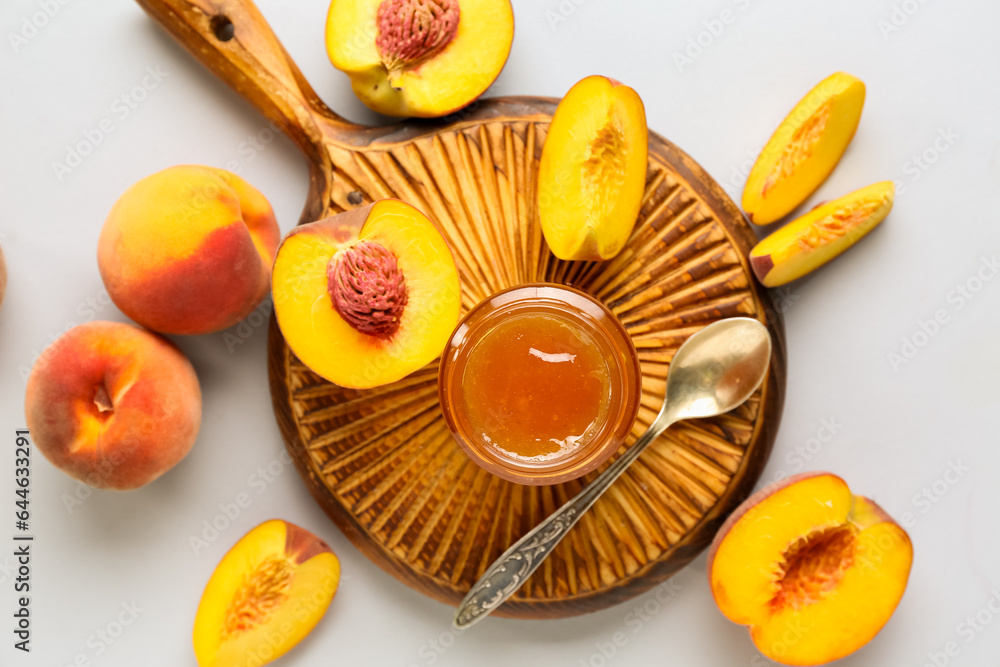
[138,0,787,618]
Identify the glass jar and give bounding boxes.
[438,283,641,485]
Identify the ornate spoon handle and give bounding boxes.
[453,413,676,629]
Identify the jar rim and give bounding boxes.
[438,283,641,486]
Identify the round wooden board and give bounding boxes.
[268,99,786,619]
[129,0,785,622]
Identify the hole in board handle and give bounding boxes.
[211,15,235,42]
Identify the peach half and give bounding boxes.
[750,181,894,287]
[24,321,201,490]
[272,198,461,389]
[708,472,913,666]
[538,75,648,261]
[98,165,280,335]
[325,0,514,117]
[743,72,866,225]
[194,519,341,667]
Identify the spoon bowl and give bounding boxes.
[454,317,772,629]
[661,317,773,423]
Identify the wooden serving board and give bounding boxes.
[138,0,786,618]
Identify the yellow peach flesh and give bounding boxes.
[743,72,866,225]
[194,520,340,667]
[708,472,912,666]
[538,75,648,261]
[325,0,514,117]
[750,181,894,287]
[272,199,461,389]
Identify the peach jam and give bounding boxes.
[439,284,641,485]
[462,311,610,461]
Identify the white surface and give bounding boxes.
[2,0,998,665]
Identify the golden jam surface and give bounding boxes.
[460,312,611,461]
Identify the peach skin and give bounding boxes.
[24,321,201,490]
[98,165,280,335]
[272,198,461,389]
[193,519,341,667]
[326,0,514,117]
[708,472,912,665]
[750,181,894,287]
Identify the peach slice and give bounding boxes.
[750,181,894,287]
[708,472,912,666]
[24,321,201,490]
[193,519,340,667]
[538,75,648,261]
[272,198,461,389]
[325,0,514,118]
[98,165,280,335]
[742,72,866,225]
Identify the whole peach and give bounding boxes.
[98,165,280,335]
[25,321,201,490]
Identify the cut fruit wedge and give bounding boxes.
[750,181,894,287]
[538,75,648,261]
[325,0,514,117]
[272,199,461,389]
[193,520,341,667]
[708,472,912,666]
[743,72,866,225]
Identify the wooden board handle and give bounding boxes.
[135,0,351,165]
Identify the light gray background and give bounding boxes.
[2,0,998,665]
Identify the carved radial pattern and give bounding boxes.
[269,116,785,618]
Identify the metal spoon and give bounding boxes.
[453,317,772,629]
